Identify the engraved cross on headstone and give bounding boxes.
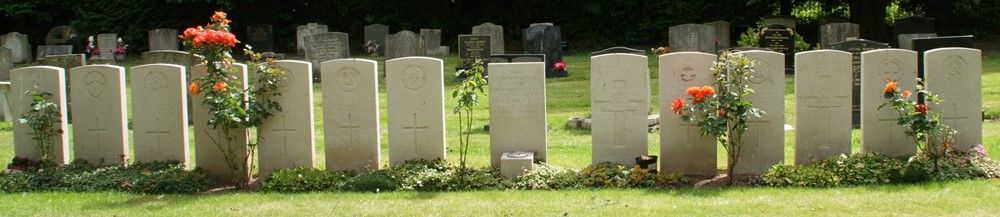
[146,118,171,152]
[595,80,643,148]
[86,116,108,153]
[271,116,296,159]
[338,114,362,148]
[402,112,428,157]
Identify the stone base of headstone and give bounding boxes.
[500,151,534,178]
[547,70,568,78]
[566,117,584,130]
[581,119,592,129]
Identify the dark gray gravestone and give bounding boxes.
[0,48,11,80]
[591,47,644,56]
[912,35,974,79]
[420,29,442,55]
[522,23,563,77]
[246,24,274,52]
[458,35,491,68]
[304,32,350,80]
[819,22,859,49]
[296,23,328,55]
[893,16,935,48]
[668,24,716,53]
[384,30,424,60]
[831,39,890,127]
[364,24,389,55]
[1,32,31,63]
[45,26,78,45]
[36,45,73,60]
[490,54,544,64]
[704,21,731,50]
[759,24,795,74]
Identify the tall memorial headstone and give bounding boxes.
[488,62,547,167]
[246,24,274,52]
[192,63,249,182]
[130,64,189,164]
[364,24,389,55]
[704,21,731,49]
[141,50,198,67]
[96,34,118,59]
[258,60,316,179]
[794,50,852,165]
[148,29,179,51]
[924,48,982,151]
[522,23,563,77]
[819,23,860,49]
[304,32,349,80]
[659,52,717,176]
[472,22,504,54]
[45,26,78,45]
[70,65,129,166]
[386,57,445,165]
[296,23,328,55]
[590,53,649,165]
[385,30,424,60]
[860,49,918,156]
[11,66,70,164]
[759,25,795,74]
[420,29,443,55]
[322,59,381,172]
[669,24,717,53]
[2,32,31,63]
[733,50,785,174]
[831,39,890,126]
[894,16,936,49]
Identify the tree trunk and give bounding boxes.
[849,0,890,43]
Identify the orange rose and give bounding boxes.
[181,27,199,40]
[212,11,227,22]
[212,81,227,92]
[698,85,715,98]
[686,86,700,97]
[671,98,684,115]
[884,79,898,93]
[915,104,927,114]
[902,90,911,97]
[188,82,199,96]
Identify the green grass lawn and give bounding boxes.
[0,51,998,215]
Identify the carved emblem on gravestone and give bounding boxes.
[336,67,361,92]
[28,73,43,87]
[143,71,168,92]
[806,76,839,108]
[402,66,426,90]
[84,71,107,97]
[879,58,903,81]
[275,71,293,93]
[943,55,966,81]
[505,151,531,159]
[749,60,770,84]
[674,64,698,82]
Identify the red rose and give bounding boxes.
[915,104,927,114]
[212,81,227,92]
[671,98,684,115]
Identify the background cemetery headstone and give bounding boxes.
[258,60,316,179]
[860,49,918,157]
[590,53,649,165]
[363,24,389,55]
[96,33,118,59]
[296,23,328,55]
[70,65,129,166]
[141,50,198,67]
[147,28,179,51]
[591,47,644,56]
[385,57,446,165]
[758,24,795,74]
[818,22,860,49]
[11,66,70,164]
[303,32,349,80]
[704,21,731,49]
[471,22,504,54]
[830,39,890,126]
[385,30,424,60]
[0,81,10,122]
[36,45,73,60]
[420,29,444,55]
[924,48,982,151]
[130,64,189,165]
[45,26,79,45]
[43,54,85,115]
[893,16,935,48]
[734,50,785,174]
[458,35,490,69]
[794,50,853,165]
[522,23,563,77]
[658,52,717,177]
[246,24,274,52]
[0,48,10,81]
[2,32,32,63]
[668,24,717,53]
[488,62,547,167]
[321,59,381,172]
[191,64,250,182]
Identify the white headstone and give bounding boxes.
[385,57,445,165]
[296,23,329,55]
[659,52,717,176]
[794,50,852,165]
[322,59,381,172]
[733,50,785,174]
[130,64,189,165]
[861,49,918,156]
[0,81,10,122]
[258,60,316,179]
[590,53,649,165]
[69,65,129,166]
[924,48,982,151]
[191,64,250,182]
[148,29,179,51]
[488,62,547,167]
[1,32,31,63]
[11,66,70,164]
[96,34,117,59]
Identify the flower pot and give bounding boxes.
[635,155,658,172]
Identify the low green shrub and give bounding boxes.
[505,163,581,190]
[383,159,502,191]
[261,167,354,192]
[0,159,210,194]
[340,171,396,193]
[579,162,658,188]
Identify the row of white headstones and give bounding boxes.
[9,48,981,181]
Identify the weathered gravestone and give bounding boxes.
[912,35,975,79]
[591,47,644,56]
[759,25,795,74]
[364,24,389,55]
[522,23,563,77]
[148,29,179,51]
[246,24,274,52]
[659,52,717,177]
[141,50,198,67]
[258,60,316,179]
[296,23,328,55]
[668,24,716,53]
[304,32,349,80]
[385,30,424,60]
[322,59,381,172]
[860,49,918,157]
[2,32,32,63]
[733,50,785,174]
[36,45,73,60]
[0,48,10,81]
[590,53,649,165]
[45,26,78,45]
[924,48,982,151]
[458,35,491,68]
[488,62,547,167]
[818,22,860,49]
[130,64,189,165]
[472,22,504,54]
[704,21,731,49]
[831,39,890,126]
[420,29,443,55]
[43,54,85,120]
[191,64,249,182]
[70,65,129,166]
[794,50,852,165]
[96,34,118,59]
[386,57,445,165]
[0,81,10,121]
[894,16,935,49]
[11,66,70,164]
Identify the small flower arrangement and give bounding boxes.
[365,40,380,56]
[112,37,127,54]
[879,78,956,171]
[553,61,566,72]
[85,36,100,56]
[651,46,669,55]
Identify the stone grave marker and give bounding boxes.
[794,50,852,165]
[2,32,31,63]
[924,48,982,151]
[472,22,504,54]
[759,25,795,74]
[0,48,10,81]
[191,63,249,182]
[70,65,128,166]
[385,30,424,60]
[733,50,785,174]
[420,29,443,55]
[860,49,918,157]
[45,26,78,45]
[296,23,328,55]
[11,66,70,164]
[818,22,859,49]
[592,47,644,56]
[831,39,890,126]
[246,24,274,52]
[894,16,935,48]
[658,52,717,177]
[36,45,73,60]
[304,32,349,80]
[0,81,10,122]
[669,24,716,53]
[522,23,563,77]
[458,35,491,69]
[321,59,381,172]
[898,33,937,50]
[364,24,389,55]
[385,57,445,165]
[96,34,117,59]
[590,53,649,165]
[148,28,179,51]
[912,35,975,79]
[488,62,547,167]
[141,50,197,66]
[43,54,86,72]
[258,60,316,179]
[704,21,731,49]
[130,64,189,165]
